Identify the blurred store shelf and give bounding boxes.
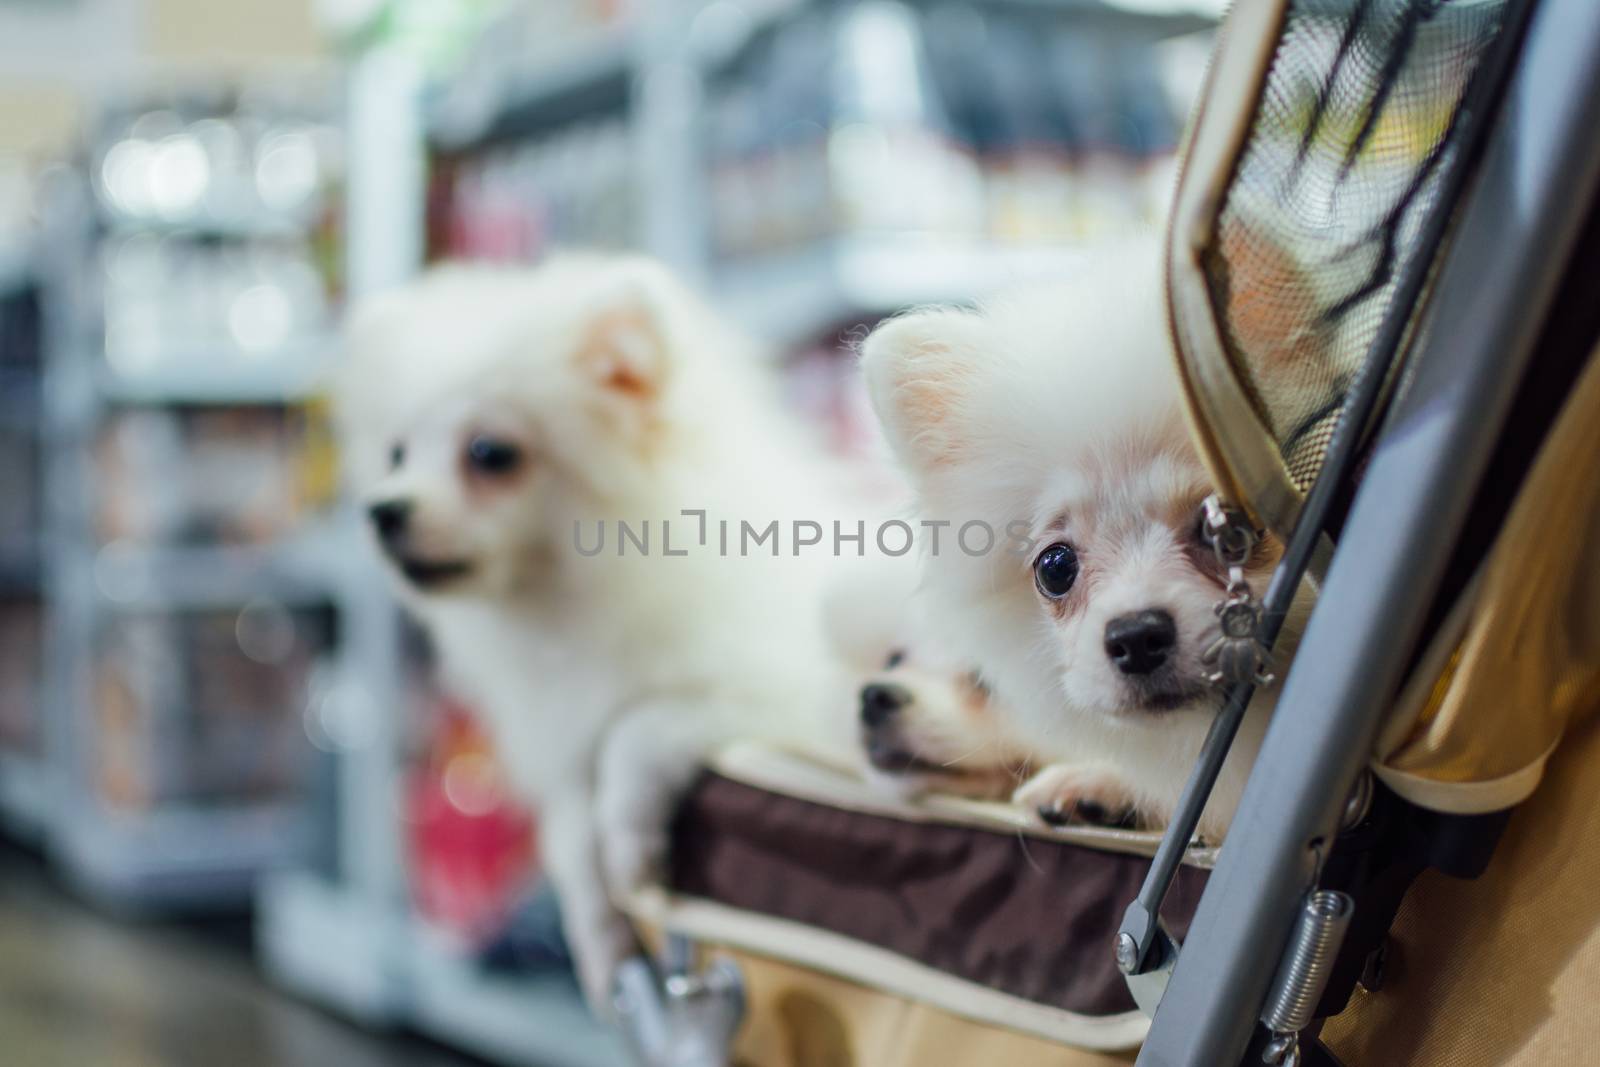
[428,18,636,151]
[95,343,334,405]
[0,248,33,299]
[0,750,49,840]
[0,272,44,846]
[716,236,1098,346]
[262,872,625,1067]
[90,523,359,610]
[260,872,398,1020]
[0,548,40,596]
[12,87,350,920]
[57,801,312,912]
[0,373,40,429]
[99,210,314,243]
[405,932,622,1067]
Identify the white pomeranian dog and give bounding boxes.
[854,632,1032,804]
[859,242,1304,840]
[336,255,872,1007]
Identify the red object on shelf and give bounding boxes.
[406,700,538,946]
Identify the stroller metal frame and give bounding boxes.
[1136,2,1600,1064]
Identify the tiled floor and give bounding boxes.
[0,846,487,1067]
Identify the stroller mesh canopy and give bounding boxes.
[1188,0,1511,497]
[1169,0,1600,813]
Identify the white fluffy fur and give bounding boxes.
[860,240,1303,839]
[337,256,871,1006]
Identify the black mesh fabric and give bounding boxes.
[1202,0,1510,491]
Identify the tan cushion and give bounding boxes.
[724,948,1136,1067]
[1323,710,1600,1064]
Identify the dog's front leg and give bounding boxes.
[594,700,730,895]
[542,782,639,1014]
[1013,761,1144,829]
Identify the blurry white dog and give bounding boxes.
[855,634,1031,804]
[337,256,866,1007]
[860,243,1301,840]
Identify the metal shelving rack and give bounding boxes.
[714,234,1098,347]
[256,1,1216,1064]
[18,98,367,911]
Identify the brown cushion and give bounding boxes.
[668,772,1209,1017]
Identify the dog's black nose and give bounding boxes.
[860,682,912,728]
[1105,610,1177,676]
[367,499,412,541]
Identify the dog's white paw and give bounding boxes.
[1013,763,1142,829]
[593,702,718,895]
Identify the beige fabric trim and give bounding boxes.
[624,887,1151,1052]
[1373,735,1559,815]
[709,742,1219,867]
[1166,0,1303,535]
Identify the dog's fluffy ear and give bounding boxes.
[860,307,988,476]
[572,277,670,401]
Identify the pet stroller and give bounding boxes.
[616,1,1600,1064]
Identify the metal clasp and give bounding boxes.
[614,935,745,1067]
[1199,496,1276,688]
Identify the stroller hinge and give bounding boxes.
[614,935,746,1067]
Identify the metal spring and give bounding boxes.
[1260,890,1355,1036]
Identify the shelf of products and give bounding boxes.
[57,799,314,911]
[17,88,355,911]
[89,603,333,810]
[88,529,355,611]
[93,403,334,548]
[0,421,40,570]
[428,17,637,151]
[95,347,335,405]
[89,93,340,237]
[715,234,1100,345]
[702,1,1191,257]
[100,234,335,377]
[430,116,636,260]
[424,0,1210,342]
[262,647,620,1063]
[263,871,624,1067]
[0,599,45,838]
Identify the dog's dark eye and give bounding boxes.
[465,435,522,476]
[1033,542,1079,599]
[389,442,405,470]
[884,648,906,670]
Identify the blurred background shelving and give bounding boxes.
[0,1,1220,1064]
[22,86,354,911]
[0,274,46,842]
